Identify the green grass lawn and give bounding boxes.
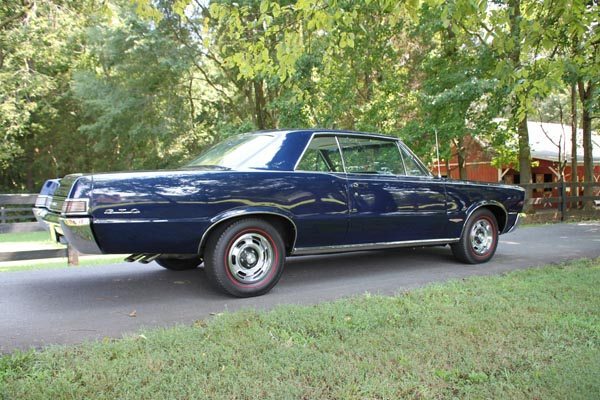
[0,231,52,243]
[1,259,598,399]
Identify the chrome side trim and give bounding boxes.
[459,201,508,238]
[292,238,459,256]
[197,211,298,255]
[93,219,170,223]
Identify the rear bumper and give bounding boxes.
[32,207,50,231]
[39,209,65,242]
[60,217,102,254]
[42,211,102,254]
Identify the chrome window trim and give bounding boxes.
[197,211,298,255]
[292,237,459,256]
[396,141,432,177]
[335,136,347,173]
[293,131,405,172]
[396,141,408,175]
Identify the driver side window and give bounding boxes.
[337,137,405,175]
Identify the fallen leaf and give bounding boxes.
[129,310,137,317]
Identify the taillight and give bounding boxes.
[62,199,89,215]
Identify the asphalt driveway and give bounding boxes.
[1,222,599,353]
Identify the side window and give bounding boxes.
[295,136,344,172]
[338,137,405,175]
[398,144,429,176]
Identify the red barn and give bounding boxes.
[433,121,600,186]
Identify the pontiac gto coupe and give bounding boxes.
[39,129,524,297]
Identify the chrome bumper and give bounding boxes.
[42,210,102,254]
[505,213,521,234]
[39,209,65,242]
[32,207,50,231]
[60,217,102,254]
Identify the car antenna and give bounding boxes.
[434,128,441,178]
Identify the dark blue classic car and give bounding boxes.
[32,179,61,238]
[41,130,524,296]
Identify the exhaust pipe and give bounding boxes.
[125,253,145,262]
[139,254,160,264]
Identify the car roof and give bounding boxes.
[249,129,399,141]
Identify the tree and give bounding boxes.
[0,0,93,190]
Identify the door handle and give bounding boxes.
[351,182,368,189]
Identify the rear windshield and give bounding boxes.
[186,134,280,170]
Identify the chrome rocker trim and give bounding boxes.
[292,238,460,256]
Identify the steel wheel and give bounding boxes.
[470,219,494,255]
[227,232,274,284]
[451,208,499,264]
[204,218,286,297]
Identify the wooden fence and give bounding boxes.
[520,181,600,220]
[0,194,39,230]
[0,193,70,263]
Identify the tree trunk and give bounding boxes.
[578,79,594,210]
[508,0,532,209]
[253,79,267,130]
[570,82,578,208]
[456,137,468,180]
[517,114,532,182]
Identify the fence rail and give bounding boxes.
[519,181,600,220]
[0,194,38,225]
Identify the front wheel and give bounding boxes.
[204,218,285,297]
[451,209,499,264]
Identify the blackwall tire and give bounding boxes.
[451,209,499,264]
[204,218,285,297]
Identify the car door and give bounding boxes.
[337,135,448,245]
[293,134,350,248]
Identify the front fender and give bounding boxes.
[462,200,508,235]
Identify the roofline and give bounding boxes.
[251,128,401,141]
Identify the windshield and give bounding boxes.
[186,134,279,170]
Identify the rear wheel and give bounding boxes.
[156,256,202,271]
[204,218,285,297]
[451,209,499,264]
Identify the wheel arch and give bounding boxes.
[462,201,508,236]
[197,208,298,257]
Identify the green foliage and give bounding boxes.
[72,8,198,171]
[2,258,599,398]
[0,0,597,191]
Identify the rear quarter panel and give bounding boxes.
[89,170,349,254]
